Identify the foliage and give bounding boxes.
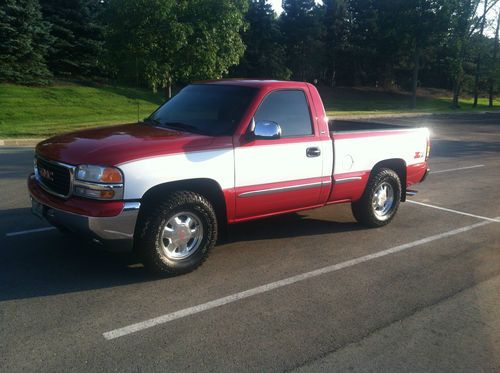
[104,0,247,95]
[323,0,350,86]
[39,0,105,79]
[0,0,52,84]
[104,0,188,93]
[231,0,291,79]
[280,0,326,81]
[0,0,498,106]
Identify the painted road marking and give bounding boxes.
[5,227,56,237]
[430,164,485,174]
[407,200,500,223]
[103,217,499,340]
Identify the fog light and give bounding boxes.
[100,190,115,199]
[74,187,115,199]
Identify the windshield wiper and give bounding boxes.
[161,121,204,134]
[141,117,161,126]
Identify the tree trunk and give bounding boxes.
[489,15,500,107]
[473,0,488,107]
[381,62,393,89]
[164,79,172,100]
[452,78,461,109]
[330,58,336,87]
[411,48,421,109]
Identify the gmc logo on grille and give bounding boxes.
[39,167,54,182]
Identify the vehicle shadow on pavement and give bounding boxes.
[0,209,362,301]
[223,211,363,243]
[0,229,154,302]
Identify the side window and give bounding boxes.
[254,90,313,137]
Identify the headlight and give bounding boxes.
[75,165,123,183]
[74,165,124,200]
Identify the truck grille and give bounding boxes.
[36,157,73,197]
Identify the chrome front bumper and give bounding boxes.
[31,197,140,252]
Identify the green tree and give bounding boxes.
[40,0,105,79]
[447,0,498,107]
[400,0,453,108]
[472,0,498,106]
[323,0,349,86]
[232,0,291,79]
[488,13,499,106]
[105,0,248,98]
[280,0,325,81]
[176,0,249,83]
[347,0,407,87]
[104,0,189,97]
[0,0,52,84]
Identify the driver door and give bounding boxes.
[234,89,325,220]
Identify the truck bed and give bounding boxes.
[329,120,405,132]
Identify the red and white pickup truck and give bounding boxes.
[28,80,430,275]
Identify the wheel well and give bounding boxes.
[139,178,227,226]
[372,159,407,201]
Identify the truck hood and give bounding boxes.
[36,123,232,166]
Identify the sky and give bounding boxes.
[269,0,323,14]
[269,0,283,13]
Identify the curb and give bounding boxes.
[0,138,43,147]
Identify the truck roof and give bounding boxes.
[199,79,310,89]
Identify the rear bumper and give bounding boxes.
[28,174,139,252]
[420,168,431,183]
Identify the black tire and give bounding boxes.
[135,191,217,276]
[351,168,402,228]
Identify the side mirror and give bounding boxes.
[247,118,282,140]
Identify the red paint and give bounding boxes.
[232,81,322,147]
[328,171,370,202]
[234,177,327,220]
[306,84,331,141]
[223,188,237,223]
[231,203,326,223]
[28,175,124,217]
[30,79,431,227]
[406,162,428,186]
[331,129,419,140]
[36,123,232,166]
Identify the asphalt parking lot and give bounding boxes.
[1,113,499,372]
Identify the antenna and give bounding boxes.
[136,56,140,123]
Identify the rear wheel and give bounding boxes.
[135,191,217,276]
[351,168,401,227]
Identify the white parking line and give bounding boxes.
[407,200,500,223]
[102,216,499,340]
[430,164,484,174]
[5,227,56,237]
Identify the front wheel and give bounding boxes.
[351,168,401,227]
[135,191,218,276]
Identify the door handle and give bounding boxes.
[306,147,321,157]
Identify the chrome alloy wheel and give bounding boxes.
[161,212,204,260]
[371,182,395,220]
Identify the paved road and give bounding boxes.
[1,113,499,372]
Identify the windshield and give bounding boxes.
[149,84,257,136]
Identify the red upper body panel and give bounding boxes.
[35,123,232,166]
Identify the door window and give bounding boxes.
[254,90,313,137]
